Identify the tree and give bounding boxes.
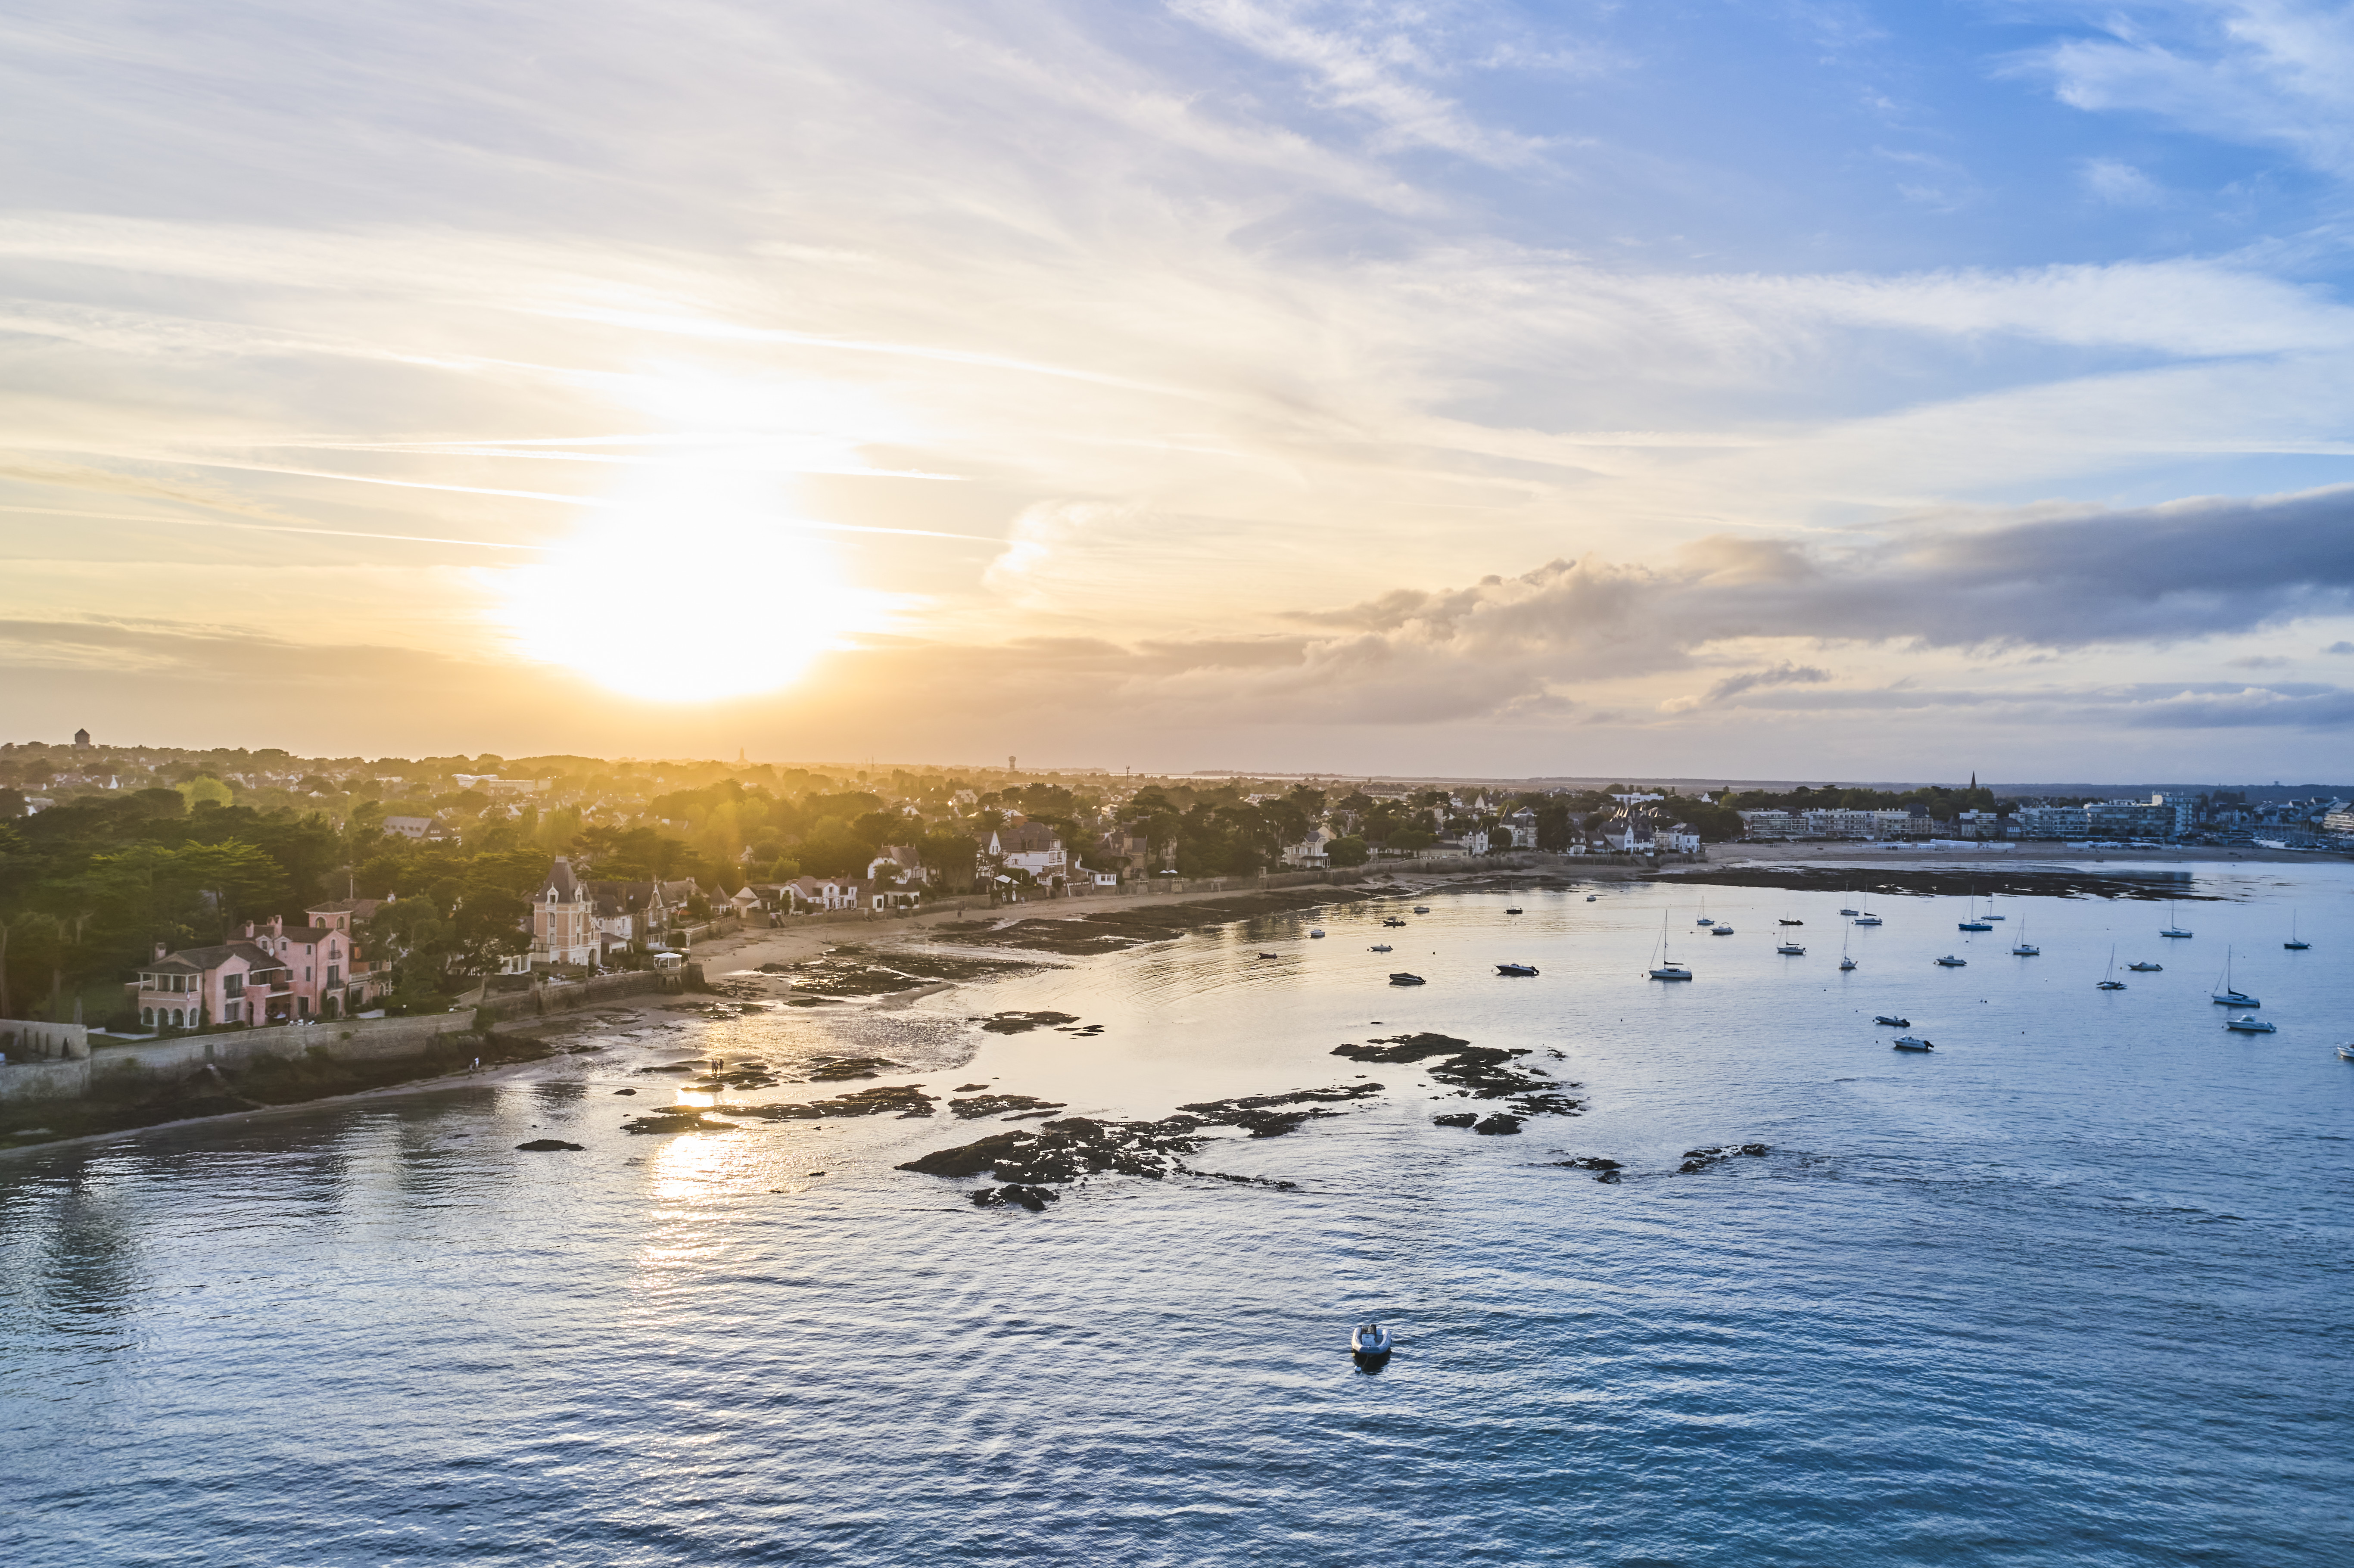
[177,775,234,811]
[1325,836,1370,868]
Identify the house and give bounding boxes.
[1282,825,1333,868]
[1660,822,1702,853]
[988,821,1068,886]
[383,815,454,841]
[130,912,384,1029]
[530,857,598,967]
[865,845,929,886]
[782,875,864,912]
[585,877,702,954]
[452,774,549,796]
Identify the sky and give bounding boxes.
[4,0,2354,781]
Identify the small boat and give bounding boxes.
[1388,972,1426,986]
[2211,948,2258,1008]
[1351,1322,1394,1362]
[1369,944,1392,953]
[2285,914,2308,951]
[1779,918,1804,927]
[2224,1015,2276,1034]
[1853,913,1882,927]
[1934,954,1967,967]
[2160,900,2192,939]
[1585,895,1597,902]
[2127,961,2162,972]
[1382,917,1408,927]
[2099,946,2125,990]
[1309,928,1326,939]
[1892,1036,1934,1052]
[2337,1043,2354,1062]
[1649,913,1693,981]
[1256,951,1279,959]
[1839,929,1856,971]
[1698,918,1715,926]
[1711,925,1735,936]
[1959,920,1993,932]
[1874,1015,1911,1027]
[1413,906,1429,915]
[1504,906,1525,915]
[1777,942,1806,955]
[2011,916,2039,956]
[1496,963,1538,977]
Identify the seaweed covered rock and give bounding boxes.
[1432,1112,1478,1128]
[1335,1034,1584,1117]
[515,1138,585,1151]
[970,1183,1061,1211]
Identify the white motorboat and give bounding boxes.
[1711,924,1736,936]
[1892,1036,1934,1052]
[1351,1322,1394,1360]
[2127,961,2162,972]
[1854,913,1883,927]
[1388,972,1426,986]
[2337,1043,2354,1062]
[1873,1015,1910,1027]
[1934,954,1967,967]
[1496,963,1538,977]
[1309,928,1326,939]
[2210,948,2258,1008]
[2224,1015,2276,1034]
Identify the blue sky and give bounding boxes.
[1,0,2351,778]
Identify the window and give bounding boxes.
[224,974,243,997]
[326,965,339,986]
[224,1002,241,1023]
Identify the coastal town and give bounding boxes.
[2,730,2349,1042]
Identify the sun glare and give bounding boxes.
[499,479,891,701]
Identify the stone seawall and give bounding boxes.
[0,965,701,1105]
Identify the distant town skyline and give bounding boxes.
[5,2,2354,776]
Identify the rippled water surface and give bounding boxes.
[6,864,2352,1565]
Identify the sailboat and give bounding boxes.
[1839,927,1856,971]
[2210,948,2258,1008]
[1697,896,1714,927]
[1838,880,1858,918]
[2011,917,2039,956]
[2285,914,2310,952]
[2098,946,2126,989]
[1958,886,1993,932]
[2160,900,2192,939]
[1648,912,1692,981]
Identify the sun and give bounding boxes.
[498,476,891,701]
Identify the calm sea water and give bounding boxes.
[5,862,2351,1566]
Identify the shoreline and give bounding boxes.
[0,870,1506,1162]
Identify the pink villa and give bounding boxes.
[130,901,391,1031]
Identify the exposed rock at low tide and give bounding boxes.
[950,1093,1068,1120]
[1678,1142,1772,1174]
[1473,1114,1523,1136]
[1432,1112,1478,1128]
[623,1084,940,1133]
[898,1083,1371,1191]
[1334,1033,1584,1117]
[805,1056,905,1082]
[970,1183,1061,1211]
[515,1139,585,1152]
[976,1011,1083,1034]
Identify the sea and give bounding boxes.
[4,861,2350,1566]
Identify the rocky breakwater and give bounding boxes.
[1331,1032,1584,1135]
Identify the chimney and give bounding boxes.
[154,943,168,961]
[269,915,284,936]
[243,921,255,940]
